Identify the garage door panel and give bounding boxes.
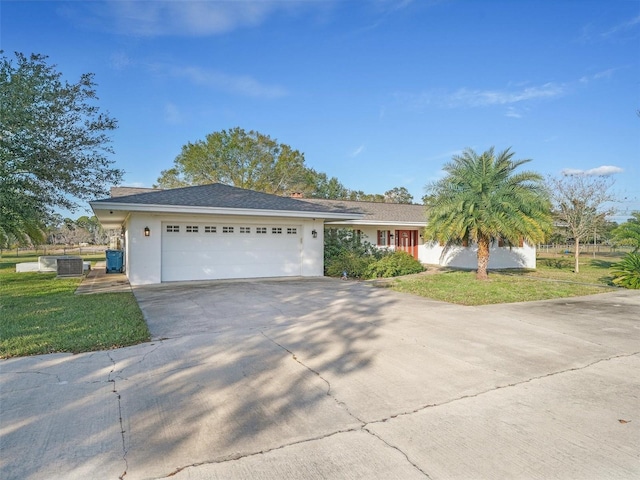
[161,223,302,282]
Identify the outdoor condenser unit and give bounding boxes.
[56,257,84,276]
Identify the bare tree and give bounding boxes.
[547,174,616,273]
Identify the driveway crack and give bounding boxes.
[160,428,362,478]
[363,427,432,478]
[107,352,129,480]
[260,331,365,424]
[369,351,640,424]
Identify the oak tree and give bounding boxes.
[0,52,122,245]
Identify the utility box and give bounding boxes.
[105,250,124,274]
[57,257,84,276]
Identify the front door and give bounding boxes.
[395,230,419,260]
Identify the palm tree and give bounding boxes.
[611,211,640,253]
[424,147,552,280]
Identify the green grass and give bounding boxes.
[0,255,150,358]
[388,254,619,306]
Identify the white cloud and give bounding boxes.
[561,165,624,177]
[580,68,619,84]
[350,144,365,157]
[398,82,565,110]
[97,1,306,37]
[601,14,640,38]
[505,107,522,118]
[169,65,287,99]
[109,52,132,70]
[446,83,564,107]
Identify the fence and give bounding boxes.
[537,244,632,256]
[1,245,109,257]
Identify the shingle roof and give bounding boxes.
[93,183,354,215]
[300,198,427,223]
[110,186,161,197]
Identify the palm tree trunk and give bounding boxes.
[476,235,490,280]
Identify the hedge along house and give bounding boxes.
[301,198,537,270]
[90,184,362,285]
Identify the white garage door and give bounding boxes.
[161,222,302,282]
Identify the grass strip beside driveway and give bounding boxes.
[0,258,149,358]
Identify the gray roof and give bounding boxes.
[93,183,353,215]
[110,186,161,197]
[300,198,427,223]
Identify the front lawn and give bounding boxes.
[387,254,618,306]
[0,255,150,358]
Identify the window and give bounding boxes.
[377,230,389,246]
[256,227,267,234]
[204,226,216,233]
[223,226,234,233]
[240,226,251,234]
[186,225,199,233]
[166,225,180,233]
[272,227,282,234]
[287,227,297,235]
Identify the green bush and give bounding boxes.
[325,251,377,279]
[324,228,384,278]
[538,257,572,269]
[610,253,640,289]
[366,250,424,278]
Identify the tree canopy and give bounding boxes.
[0,51,122,245]
[384,186,414,204]
[611,211,640,252]
[546,174,616,273]
[156,127,312,196]
[156,126,413,203]
[423,147,552,280]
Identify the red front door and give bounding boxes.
[395,230,419,260]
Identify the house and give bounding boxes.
[90,184,362,285]
[301,198,536,271]
[90,184,535,285]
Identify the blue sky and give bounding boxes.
[2,0,639,221]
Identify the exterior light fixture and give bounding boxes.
[144,226,150,237]
[312,229,318,238]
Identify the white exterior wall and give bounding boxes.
[420,241,536,269]
[328,224,536,270]
[124,213,324,286]
[125,214,163,285]
[302,218,325,276]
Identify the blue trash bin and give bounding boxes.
[105,249,124,273]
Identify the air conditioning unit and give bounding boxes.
[57,257,84,276]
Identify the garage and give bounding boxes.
[161,222,303,282]
[89,183,361,285]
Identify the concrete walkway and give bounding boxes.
[1,279,639,479]
[74,261,131,295]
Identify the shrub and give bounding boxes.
[610,253,640,289]
[325,251,377,279]
[366,250,424,278]
[538,257,572,269]
[324,228,386,278]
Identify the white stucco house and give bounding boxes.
[90,184,536,286]
[304,198,536,271]
[90,184,361,285]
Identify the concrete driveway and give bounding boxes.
[1,278,639,479]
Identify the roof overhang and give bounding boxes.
[325,219,426,227]
[90,201,364,229]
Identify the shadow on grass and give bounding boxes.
[591,259,616,269]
